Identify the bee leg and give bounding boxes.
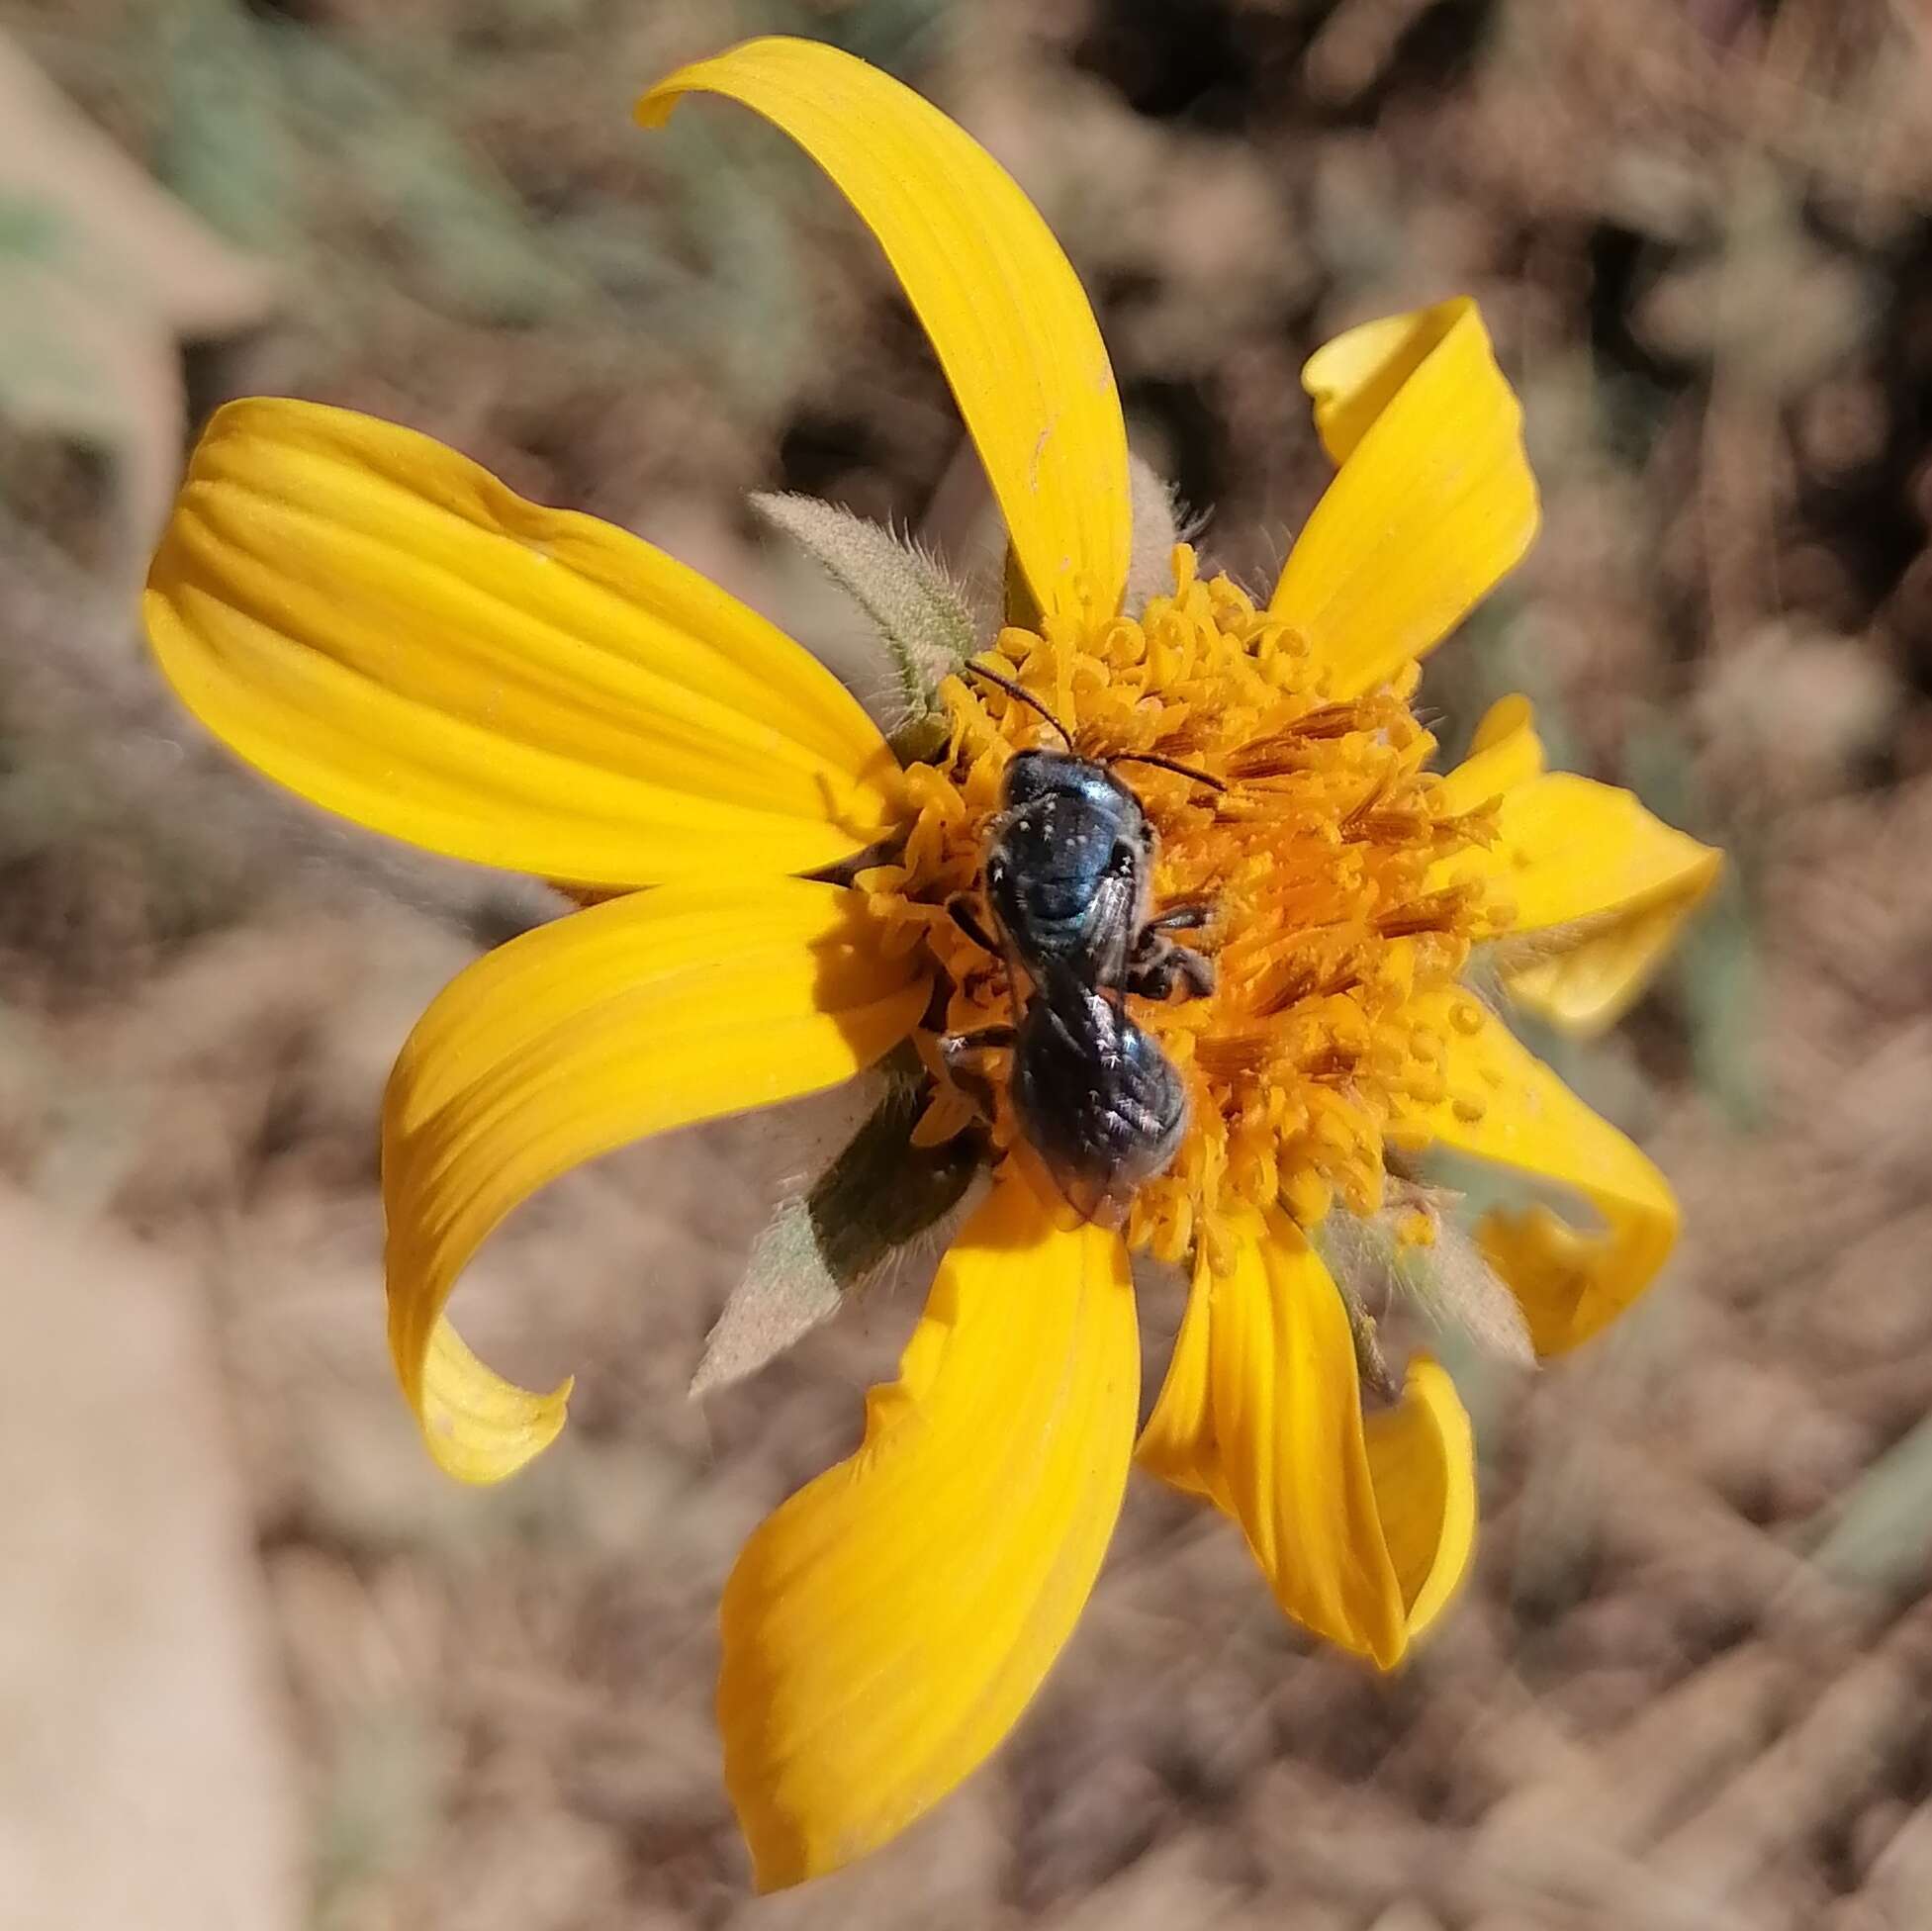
[1171,946,1216,999]
[939,1023,1016,1068]
[1127,934,1216,1002]
[939,1023,1016,1122]
[1144,901,1213,935]
[946,894,1001,957]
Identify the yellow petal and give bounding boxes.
[718,1169,1136,1888]
[1137,1217,1475,1661]
[1434,698,1723,1035]
[1432,693,1544,816]
[1361,1358,1475,1641]
[1213,1218,1402,1662]
[1500,888,1716,1035]
[1407,989,1679,1354]
[1135,1253,1228,1509]
[1488,779,1720,1033]
[1271,299,1539,697]
[638,38,1129,626]
[144,399,902,886]
[385,879,926,1485]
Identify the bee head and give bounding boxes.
[1000,745,1080,808]
[999,747,1149,831]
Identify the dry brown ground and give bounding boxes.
[6,2,1932,1926]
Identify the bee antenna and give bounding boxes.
[1106,752,1228,793]
[962,661,1073,750]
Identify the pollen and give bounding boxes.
[857,545,1500,1275]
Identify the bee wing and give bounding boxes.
[1011,972,1131,1227]
[1038,1152,1132,1230]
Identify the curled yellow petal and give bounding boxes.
[1361,1357,1475,1641]
[1432,692,1543,816]
[1138,1214,1475,1666]
[385,880,926,1485]
[144,399,902,886]
[1501,888,1715,1035]
[1271,299,1539,697]
[718,1169,1136,1889]
[1408,988,1679,1354]
[639,37,1129,625]
[1435,698,1723,1034]
[1486,777,1720,1033]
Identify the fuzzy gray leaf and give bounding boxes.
[1124,452,1185,614]
[1320,1198,1534,1372]
[750,491,972,754]
[690,1077,979,1396]
[690,1198,846,1399]
[1397,1212,1535,1368]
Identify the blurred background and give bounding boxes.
[4,1,1932,1926]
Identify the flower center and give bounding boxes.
[857,546,1498,1273]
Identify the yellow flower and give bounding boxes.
[140,36,1720,1890]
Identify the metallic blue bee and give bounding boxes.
[941,666,1220,1225]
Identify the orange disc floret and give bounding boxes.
[856,545,1500,1272]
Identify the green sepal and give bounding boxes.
[1124,453,1185,616]
[750,491,969,762]
[690,1059,980,1395]
[1316,1194,1532,1390]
